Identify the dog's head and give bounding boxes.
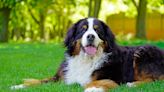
[65,18,116,56]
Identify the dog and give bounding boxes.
[11,18,164,92]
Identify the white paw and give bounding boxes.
[84,87,104,92]
[10,84,26,90]
[126,82,136,87]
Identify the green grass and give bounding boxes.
[0,41,164,92]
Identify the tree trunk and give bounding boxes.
[88,0,93,17]
[0,7,11,42]
[94,0,101,18]
[161,14,163,32]
[88,0,101,18]
[39,12,45,41]
[135,0,147,39]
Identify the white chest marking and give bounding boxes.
[64,48,107,86]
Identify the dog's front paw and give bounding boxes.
[84,87,104,92]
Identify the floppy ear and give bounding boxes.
[64,24,77,47]
[64,19,84,47]
[101,21,116,52]
[64,19,84,49]
[64,19,86,56]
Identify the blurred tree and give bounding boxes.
[26,0,75,42]
[0,0,18,42]
[9,1,28,41]
[27,0,54,41]
[0,0,84,42]
[132,0,147,39]
[122,0,164,39]
[0,7,10,42]
[88,0,102,18]
[46,0,76,42]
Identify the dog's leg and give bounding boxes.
[10,61,66,90]
[130,46,164,87]
[84,79,118,92]
[127,78,153,87]
[10,74,61,90]
[10,77,57,90]
[127,75,164,87]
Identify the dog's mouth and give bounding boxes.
[83,45,97,56]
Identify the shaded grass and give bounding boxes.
[0,41,164,92]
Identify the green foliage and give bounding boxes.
[6,0,88,42]
[100,0,164,20]
[147,0,164,14]
[0,41,164,91]
[0,0,21,8]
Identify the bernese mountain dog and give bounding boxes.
[11,18,164,92]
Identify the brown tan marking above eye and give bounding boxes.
[93,25,99,29]
[82,25,87,29]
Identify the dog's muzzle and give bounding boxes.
[83,34,97,56]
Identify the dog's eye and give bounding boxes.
[93,25,99,30]
[82,25,87,29]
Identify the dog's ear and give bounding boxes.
[64,24,77,47]
[101,21,116,51]
[64,19,84,47]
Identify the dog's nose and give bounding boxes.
[87,34,95,42]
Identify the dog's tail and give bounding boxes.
[10,77,58,90]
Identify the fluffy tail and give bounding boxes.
[10,77,58,90]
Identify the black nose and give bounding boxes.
[87,34,95,42]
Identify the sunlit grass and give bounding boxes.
[0,41,164,92]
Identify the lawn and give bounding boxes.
[0,41,164,92]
